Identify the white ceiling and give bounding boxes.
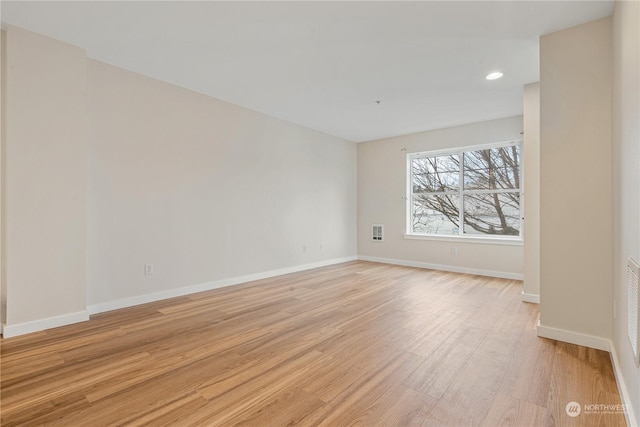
[1,1,614,142]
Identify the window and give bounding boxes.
[407,141,522,239]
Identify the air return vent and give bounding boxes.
[628,257,640,365]
[372,224,384,242]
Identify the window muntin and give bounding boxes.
[408,142,522,238]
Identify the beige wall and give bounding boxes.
[612,0,640,423]
[357,116,524,278]
[86,60,356,307]
[3,26,88,331]
[539,17,613,341]
[0,25,356,334]
[0,30,5,331]
[523,82,540,300]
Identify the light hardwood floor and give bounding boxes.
[0,261,626,426]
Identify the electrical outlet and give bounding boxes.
[144,263,154,275]
[451,247,458,255]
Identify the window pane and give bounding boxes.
[463,192,520,235]
[412,195,460,235]
[464,145,520,190]
[412,154,459,193]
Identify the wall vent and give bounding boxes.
[627,257,640,365]
[372,224,384,242]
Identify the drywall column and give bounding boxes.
[612,1,640,425]
[0,30,5,334]
[538,17,612,348]
[523,82,540,303]
[3,26,88,336]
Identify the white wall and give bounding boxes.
[3,26,88,334]
[86,60,357,308]
[357,116,524,279]
[539,17,613,343]
[523,82,540,301]
[612,1,640,424]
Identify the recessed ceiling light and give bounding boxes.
[486,72,504,80]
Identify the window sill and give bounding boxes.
[404,233,523,246]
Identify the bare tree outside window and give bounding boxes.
[410,143,521,237]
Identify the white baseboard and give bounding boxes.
[357,255,524,280]
[536,322,639,426]
[2,310,90,339]
[521,291,540,304]
[609,342,640,427]
[88,256,358,315]
[536,321,610,351]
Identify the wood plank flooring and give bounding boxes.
[0,261,627,426]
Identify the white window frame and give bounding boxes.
[405,140,523,245]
